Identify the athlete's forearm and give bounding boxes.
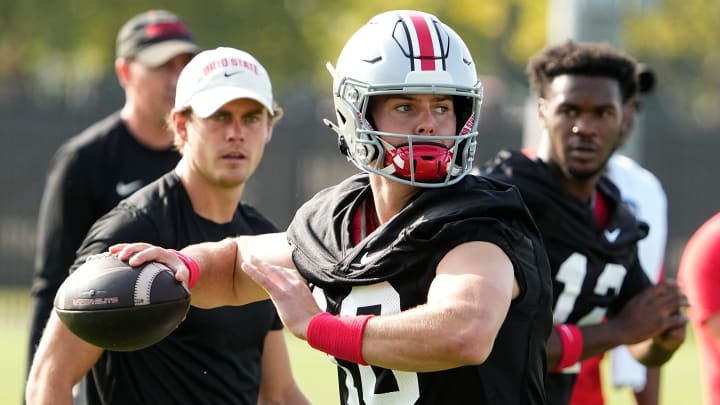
[183,238,265,308]
[26,314,102,405]
[186,233,294,308]
[361,301,499,372]
[628,329,684,367]
[359,243,514,372]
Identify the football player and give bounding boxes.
[112,10,553,404]
[678,213,720,405]
[481,40,687,405]
[571,65,666,405]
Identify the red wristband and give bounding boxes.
[306,312,374,365]
[170,249,199,289]
[554,324,584,371]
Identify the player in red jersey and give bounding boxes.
[678,212,720,405]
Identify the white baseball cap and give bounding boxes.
[175,47,274,117]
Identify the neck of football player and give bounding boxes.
[548,163,599,205]
[559,175,600,205]
[369,173,419,224]
[175,158,245,224]
[121,104,175,151]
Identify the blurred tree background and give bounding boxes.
[0,0,718,283]
[1,0,717,121]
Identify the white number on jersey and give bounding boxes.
[553,253,627,371]
[317,282,421,404]
[554,252,627,325]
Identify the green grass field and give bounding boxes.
[1,287,702,404]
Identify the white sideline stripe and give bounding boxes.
[134,263,163,306]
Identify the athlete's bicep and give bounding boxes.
[431,241,519,302]
[423,242,518,362]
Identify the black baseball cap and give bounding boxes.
[116,10,200,67]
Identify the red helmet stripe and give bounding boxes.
[408,13,436,71]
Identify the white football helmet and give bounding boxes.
[324,10,483,187]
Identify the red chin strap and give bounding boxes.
[384,144,453,182]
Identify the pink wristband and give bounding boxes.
[170,249,199,289]
[554,324,584,371]
[306,312,374,365]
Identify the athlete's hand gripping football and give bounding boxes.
[241,256,321,340]
[110,243,192,285]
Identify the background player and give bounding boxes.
[481,40,687,405]
[113,10,553,405]
[678,212,720,405]
[26,46,309,405]
[570,65,667,405]
[27,9,198,379]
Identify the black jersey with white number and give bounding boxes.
[288,173,553,405]
[481,150,651,404]
[72,171,281,405]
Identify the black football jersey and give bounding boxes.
[73,171,281,405]
[288,173,553,404]
[481,150,652,404]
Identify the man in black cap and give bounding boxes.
[27,9,199,383]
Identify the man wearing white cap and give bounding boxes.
[26,47,309,405]
[27,9,199,381]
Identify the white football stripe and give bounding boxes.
[134,263,164,306]
[400,11,442,71]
